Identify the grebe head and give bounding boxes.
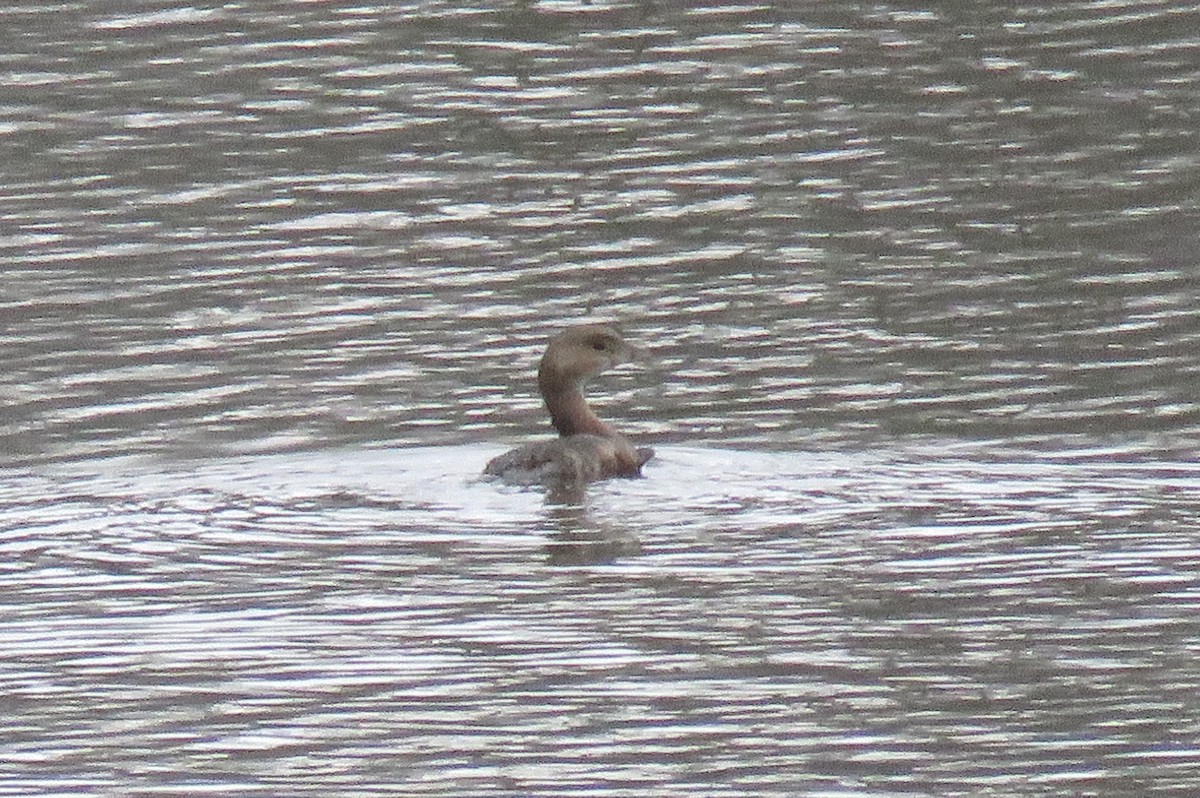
[538,324,641,390]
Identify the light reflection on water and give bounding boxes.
[3,444,1199,795]
[4,0,1200,793]
[4,0,1200,465]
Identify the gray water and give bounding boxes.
[3,1,1200,795]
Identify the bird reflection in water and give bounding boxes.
[484,324,653,564]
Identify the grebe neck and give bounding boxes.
[540,375,616,438]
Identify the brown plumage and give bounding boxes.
[484,324,653,486]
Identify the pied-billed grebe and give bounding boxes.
[484,324,654,485]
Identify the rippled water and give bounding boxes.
[3,0,1200,794]
[5,445,1200,795]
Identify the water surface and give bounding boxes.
[3,0,1199,794]
[4,445,1200,795]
